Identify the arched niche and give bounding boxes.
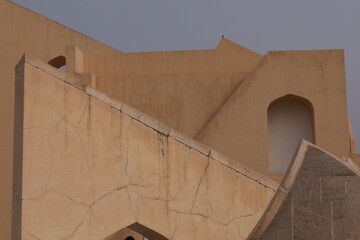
[105,223,168,240]
[267,95,315,174]
[48,55,66,71]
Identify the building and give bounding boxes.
[1,0,360,239]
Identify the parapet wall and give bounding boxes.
[13,56,277,240]
[78,38,262,139]
[0,1,122,238]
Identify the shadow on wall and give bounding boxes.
[268,94,315,174]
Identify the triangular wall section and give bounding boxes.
[248,141,360,239]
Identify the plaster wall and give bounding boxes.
[80,38,262,138]
[0,1,121,238]
[1,1,355,238]
[83,38,262,76]
[93,73,248,138]
[0,3,265,237]
[198,50,351,182]
[13,56,277,240]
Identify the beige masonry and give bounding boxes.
[14,56,277,240]
[197,50,351,181]
[1,1,120,237]
[64,46,352,183]
[1,1,359,239]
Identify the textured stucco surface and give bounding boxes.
[14,56,277,240]
[81,38,261,139]
[2,2,355,237]
[0,1,120,238]
[197,50,351,182]
[0,4,264,237]
[67,44,353,184]
[92,72,248,139]
[3,2,357,239]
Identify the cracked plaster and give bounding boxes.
[16,57,278,240]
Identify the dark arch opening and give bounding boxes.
[106,223,168,240]
[128,223,168,240]
[267,94,315,174]
[48,56,66,70]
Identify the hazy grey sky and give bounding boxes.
[12,0,360,150]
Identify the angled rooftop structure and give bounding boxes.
[0,0,359,239]
[249,141,360,240]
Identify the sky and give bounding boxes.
[11,0,360,150]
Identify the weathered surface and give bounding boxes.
[14,56,277,240]
[1,3,355,238]
[83,38,262,139]
[248,142,360,240]
[0,1,120,237]
[197,50,351,182]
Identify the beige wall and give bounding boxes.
[0,2,265,237]
[79,38,262,138]
[0,1,122,239]
[83,38,262,76]
[68,45,352,183]
[14,56,277,240]
[1,1,355,238]
[94,73,248,138]
[197,50,351,182]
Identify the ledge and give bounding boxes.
[20,54,280,191]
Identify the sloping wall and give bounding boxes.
[248,141,360,239]
[13,56,277,240]
[0,2,121,238]
[197,50,351,182]
[0,6,264,237]
[92,72,249,138]
[80,38,262,138]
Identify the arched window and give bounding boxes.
[48,56,66,71]
[268,95,314,174]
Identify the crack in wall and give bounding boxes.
[23,228,43,240]
[62,211,90,240]
[125,118,133,185]
[21,71,277,240]
[191,157,210,213]
[89,208,109,236]
[167,209,261,240]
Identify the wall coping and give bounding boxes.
[19,54,280,191]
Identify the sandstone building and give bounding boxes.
[1,0,360,239]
